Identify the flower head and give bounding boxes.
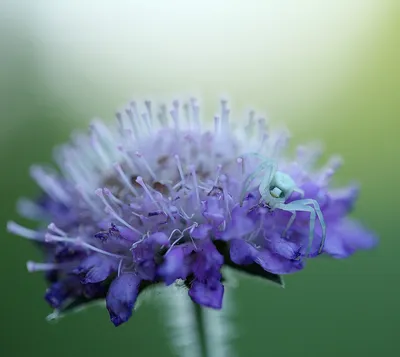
[8,99,377,326]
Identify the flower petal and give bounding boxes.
[106,273,141,326]
[159,247,190,285]
[324,218,378,258]
[189,280,224,309]
[191,224,212,240]
[229,239,258,265]
[203,197,225,226]
[74,254,116,284]
[255,249,304,274]
[221,214,256,241]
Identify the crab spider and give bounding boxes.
[239,153,326,258]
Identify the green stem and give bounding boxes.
[193,302,208,357]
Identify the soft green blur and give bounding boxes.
[1,1,399,356]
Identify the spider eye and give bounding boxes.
[270,187,284,198]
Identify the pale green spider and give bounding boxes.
[239,153,326,258]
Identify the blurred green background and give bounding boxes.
[1,1,399,356]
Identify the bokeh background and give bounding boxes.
[1,1,399,356]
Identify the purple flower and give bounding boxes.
[7,99,377,326]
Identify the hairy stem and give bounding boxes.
[193,302,207,357]
[162,284,236,357]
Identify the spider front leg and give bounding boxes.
[280,189,305,237]
[282,211,296,238]
[275,202,316,260]
[239,155,277,206]
[296,198,326,254]
[279,198,326,254]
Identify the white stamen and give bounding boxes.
[114,163,139,196]
[257,118,268,145]
[220,99,230,131]
[183,102,191,129]
[174,155,185,183]
[236,157,244,177]
[117,258,123,277]
[318,156,343,185]
[90,121,114,144]
[117,146,139,174]
[171,99,181,130]
[168,228,183,242]
[7,221,43,241]
[179,207,195,220]
[26,261,72,273]
[103,188,125,206]
[64,160,92,192]
[157,104,168,126]
[145,100,153,123]
[214,165,222,186]
[130,234,148,250]
[90,131,109,166]
[136,151,157,181]
[170,109,179,131]
[271,129,290,158]
[125,108,139,138]
[189,165,200,205]
[16,198,43,220]
[220,175,231,219]
[141,112,152,133]
[214,115,221,134]
[190,98,200,130]
[245,110,255,137]
[48,223,67,237]
[136,176,160,207]
[30,166,70,204]
[95,188,115,213]
[45,233,123,258]
[76,185,101,213]
[45,233,73,244]
[104,206,142,235]
[165,223,198,255]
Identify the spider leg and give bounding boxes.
[275,202,316,260]
[282,211,296,238]
[258,161,277,195]
[240,164,266,205]
[241,152,271,161]
[291,198,326,254]
[280,188,304,237]
[239,158,275,205]
[292,187,305,198]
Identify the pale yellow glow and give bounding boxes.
[6,1,390,125]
